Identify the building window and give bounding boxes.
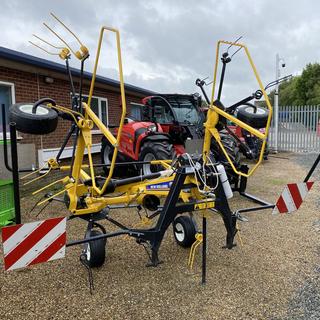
[82,95,108,132]
[0,81,15,139]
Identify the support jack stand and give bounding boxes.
[201,216,207,285]
[80,253,95,294]
[146,250,163,267]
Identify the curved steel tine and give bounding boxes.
[227,35,243,53]
[43,22,77,57]
[23,167,52,186]
[230,46,243,59]
[32,34,64,49]
[50,12,84,47]
[29,41,60,56]
[21,162,49,180]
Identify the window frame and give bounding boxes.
[81,94,109,134]
[129,102,144,121]
[0,80,16,140]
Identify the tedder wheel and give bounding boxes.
[236,104,269,129]
[173,215,197,248]
[139,140,174,175]
[9,103,58,134]
[83,230,106,268]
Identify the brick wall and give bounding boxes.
[0,66,144,162]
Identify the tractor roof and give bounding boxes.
[142,94,199,105]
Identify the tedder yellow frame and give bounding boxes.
[203,40,273,177]
[30,27,213,216]
[29,33,272,218]
[9,18,275,286]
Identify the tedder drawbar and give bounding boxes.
[2,15,315,292]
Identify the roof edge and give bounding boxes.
[0,46,156,96]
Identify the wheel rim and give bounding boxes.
[174,222,185,242]
[143,153,158,175]
[103,145,112,165]
[244,107,266,115]
[19,104,49,115]
[85,243,91,262]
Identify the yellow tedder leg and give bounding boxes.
[188,233,203,270]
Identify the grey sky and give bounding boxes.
[2,0,320,105]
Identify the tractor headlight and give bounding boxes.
[147,125,157,132]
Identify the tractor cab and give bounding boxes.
[136,94,205,144]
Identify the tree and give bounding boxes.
[278,77,299,106]
[296,63,320,105]
[266,62,320,106]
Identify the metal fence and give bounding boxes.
[268,105,320,152]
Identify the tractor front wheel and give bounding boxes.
[101,138,114,175]
[211,133,241,188]
[139,140,174,175]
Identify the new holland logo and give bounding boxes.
[146,181,173,190]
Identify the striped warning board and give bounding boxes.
[272,182,314,214]
[2,217,67,271]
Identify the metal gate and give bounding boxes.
[268,105,320,152]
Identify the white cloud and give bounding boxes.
[1,0,320,105]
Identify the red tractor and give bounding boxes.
[101,93,241,183]
[195,78,270,161]
[227,122,269,160]
[101,45,272,197]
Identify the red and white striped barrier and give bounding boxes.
[272,182,314,214]
[2,217,67,271]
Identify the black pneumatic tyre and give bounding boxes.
[211,133,241,187]
[101,137,116,175]
[84,230,106,268]
[173,215,197,248]
[139,140,174,175]
[263,141,269,160]
[256,138,269,160]
[211,133,241,168]
[236,104,269,129]
[9,103,58,134]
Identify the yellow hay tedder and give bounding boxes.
[2,14,276,289]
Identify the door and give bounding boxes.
[0,82,15,139]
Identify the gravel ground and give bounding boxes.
[291,153,320,180]
[271,152,320,320]
[0,153,319,320]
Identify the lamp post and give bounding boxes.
[274,53,286,153]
